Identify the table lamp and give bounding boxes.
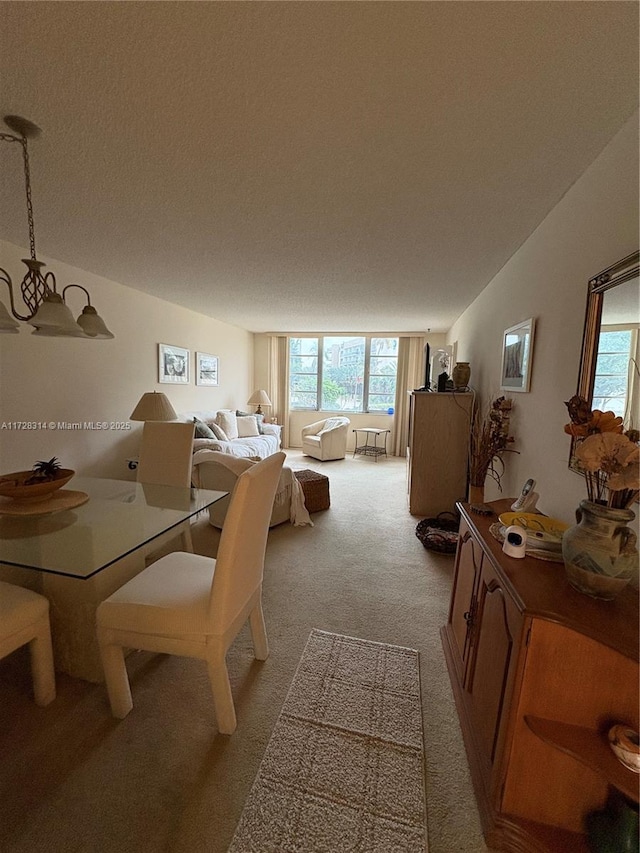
[247,389,272,415]
[130,391,178,421]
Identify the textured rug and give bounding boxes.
[228,629,427,852]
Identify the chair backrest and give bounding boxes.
[208,452,285,630]
[137,421,195,488]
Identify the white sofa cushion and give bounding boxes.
[216,410,238,440]
[237,415,260,438]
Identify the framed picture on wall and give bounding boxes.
[196,352,219,386]
[500,318,535,393]
[158,343,190,384]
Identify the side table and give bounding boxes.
[352,428,391,461]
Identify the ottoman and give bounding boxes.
[294,469,330,513]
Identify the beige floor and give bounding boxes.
[0,449,488,853]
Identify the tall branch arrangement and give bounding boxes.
[469,396,517,490]
[564,395,639,509]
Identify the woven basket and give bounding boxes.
[294,469,330,513]
[415,512,460,554]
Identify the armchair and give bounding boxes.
[301,416,350,461]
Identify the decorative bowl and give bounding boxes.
[608,724,640,773]
[498,512,568,552]
[0,469,75,503]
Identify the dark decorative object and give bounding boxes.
[586,790,639,853]
[437,372,448,392]
[415,512,460,554]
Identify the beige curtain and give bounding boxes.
[267,335,290,448]
[393,336,426,456]
[623,328,639,430]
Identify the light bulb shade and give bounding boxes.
[76,305,115,339]
[247,389,272,408]
[0,300,20,333]
[130,392,178,422]
[28,293,85,336]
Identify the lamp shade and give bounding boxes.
[28,292,85,336]
[247,389,272,408]
[76,305,115,339]
[130,392,178,422]
[0,300,20,333]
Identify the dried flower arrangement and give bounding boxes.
[469,396,517,491]
[564,395,639,509]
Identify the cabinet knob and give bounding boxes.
[464,610,472,623]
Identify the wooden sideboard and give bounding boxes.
[441,499,639,852]
[406,391,472,516]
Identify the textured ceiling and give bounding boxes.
[0,2,638,333]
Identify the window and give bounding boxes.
[289,336,398,413]
[593,327,635,418]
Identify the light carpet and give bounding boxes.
[228,629,427,853]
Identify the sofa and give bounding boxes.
[301,416,350,461]
[192,450,312,528]
[178,410,282,460]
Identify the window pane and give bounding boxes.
[593,329,633,419]
[596,352,631,375]
[322,336,365,411]
[369,394,395,410]
[290,355,318,374]
[289,338,319,410]
[290,392,317,409]
[370,356,398,375]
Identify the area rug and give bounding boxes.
[228,629,427,852]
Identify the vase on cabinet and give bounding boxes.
[452,361,471,389]
[561,500,637,600]
[468,484,485,505]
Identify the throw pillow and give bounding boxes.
[216,410,239,440]
[236,409,265,434]
[237,415,260,438]
[207,421,229,441]
[193,417,216,439]
[318,417,345,434]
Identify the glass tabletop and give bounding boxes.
[0,477,227,579]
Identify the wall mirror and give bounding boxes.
[571,249,639,473]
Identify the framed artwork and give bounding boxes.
[158,343,190,384]
[500,318,535,393]
[196,352,219,386]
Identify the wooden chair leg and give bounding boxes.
[99,637,133,718]
[206,652,236,734]
[29,618,56,706]
[249,602,269,661]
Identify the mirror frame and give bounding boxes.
[570,249,640,471]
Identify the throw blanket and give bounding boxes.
[191,450,313,527]
[192,433,279,459]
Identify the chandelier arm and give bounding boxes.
[0,267,33,322]
[62,284,92,306]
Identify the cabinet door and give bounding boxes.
[448,520,483,682]
[465,559,522,781]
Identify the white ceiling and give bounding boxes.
[0,2,638,334]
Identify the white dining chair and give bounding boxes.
[137,420,196,553]
[97,451,285,733]
[0,581,56,706]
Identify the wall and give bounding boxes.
[447,113,639,525]
[0,240,253,477]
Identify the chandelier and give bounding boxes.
[0,115,114,338]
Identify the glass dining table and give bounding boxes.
[0,477,227,682]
